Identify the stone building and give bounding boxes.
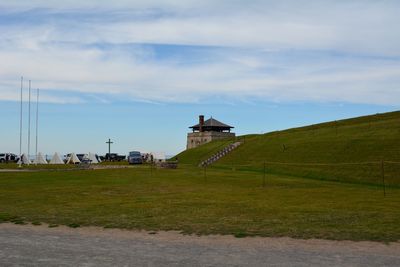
[187,115,235,149]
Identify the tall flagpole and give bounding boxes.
[35,88,39,164]
[19,77,23,167]
[27,80,31,165]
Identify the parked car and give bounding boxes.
[128,151,142,164]
[102,153,126,162]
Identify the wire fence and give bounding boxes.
[202,160,400,196]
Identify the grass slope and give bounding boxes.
[177,111,400,185]
[174,137,237,165]
[1,167,399,241]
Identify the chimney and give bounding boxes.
[199,115,204,132]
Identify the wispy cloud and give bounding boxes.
[0,1,399,105]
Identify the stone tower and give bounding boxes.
[186,115,235,149]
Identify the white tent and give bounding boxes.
[82,152,99,164]
[82,153,89,161]
[17,153,30,165]
[34,152,48,164]
[50,152,64,164]
[89,153,99,164]
[151,151,166,162]
[66,153,81,164]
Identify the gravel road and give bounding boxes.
[1,223,399,266]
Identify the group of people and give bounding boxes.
[4,153,11,163]
[1,153,19,164]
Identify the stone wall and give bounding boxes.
[187,131,235,149]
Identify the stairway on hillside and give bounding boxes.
[199,142,241,167]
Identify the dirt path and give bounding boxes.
[0,169,34,172]
[0,165,136,172]
[1,223,399,266]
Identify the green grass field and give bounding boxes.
[1,111,399,242]
[0,165,399,242]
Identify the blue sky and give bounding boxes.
[0,1,399,156]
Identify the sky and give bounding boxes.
[0,0,399,156]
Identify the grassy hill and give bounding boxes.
[176,111,400,186]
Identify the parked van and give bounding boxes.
[128,151,142,164]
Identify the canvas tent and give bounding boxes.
[66,153,81,164]
[50,152,64,164]
[82,152,99,164]
[34,152,47,164]
[17,153,30,165]
[151,151,166,162]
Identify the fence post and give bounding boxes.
[381,160,386,197]
[262,161,266,187]
[335,121,338,136]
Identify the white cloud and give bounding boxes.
[2,1,400,54]
[0,1,399,105]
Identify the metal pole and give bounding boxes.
[381,160,386,197]
[19,77,23,168]
[35,89,39,164]
[27,80,31,165]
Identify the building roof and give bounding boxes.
[190,117,234,129]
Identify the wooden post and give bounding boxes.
[263,161,266,187]
[381,160,386,197]
[335,121,338,136]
